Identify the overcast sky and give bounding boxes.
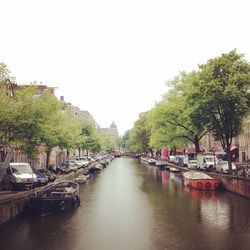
[0,0,249,136]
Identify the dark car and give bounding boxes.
[38,169,56,182]
[48,164,59,174]
[33,169,49,186]
[48,164,70,174]
[57,164,71,174]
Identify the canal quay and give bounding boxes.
[0,157,250,250]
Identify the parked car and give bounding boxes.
[1,162,37,190]
[68,160,82,169]
[215,161,237,174]
[49,164,70,174]
[75,157,90,168]
[33,169,49,186]
[65,162,78,172]
[37,169,56,182]
[187,160,198,169]
[48,164,59,174]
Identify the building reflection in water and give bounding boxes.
[161,170,169,186]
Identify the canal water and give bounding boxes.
[0,158,250,250]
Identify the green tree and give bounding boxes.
[98,133,116,152]
[121,130,132,151]
[39,95,63,167]
[130,112,153,155]
[0,85,62,160]
[79,119,101,156]
[149,72,209,153]
[16,87,62,159]
[190,50,250,173]
[0,63,15,84]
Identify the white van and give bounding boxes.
[215,161,237,174]
[174,155,189,167]
[2,162,37,190]
[197,154,218,171]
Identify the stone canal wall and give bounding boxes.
[210,173,250,198]
[0,194,30,225]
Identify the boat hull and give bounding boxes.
[29,181,80,216]
[184,178,220,190]
[30,196,80,216]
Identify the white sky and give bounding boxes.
[0,0,249,136]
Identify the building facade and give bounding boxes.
[186,120,250,162]
[98,121,119,139]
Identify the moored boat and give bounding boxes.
[29,181,80,216]
[147,158,157,165]
[169,167,180,172]
[155,161,168,168]
[140,156,148,163]
[75,175,88,184]
[183,170,220,190]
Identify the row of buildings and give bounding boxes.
[0,83,119,168]
[201,115,250,163]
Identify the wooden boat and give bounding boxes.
[183,170,220,190]
[147,158,157,165]
[75,175,88,184]
[169,167,180,172]
[140,157,148,163]
[155,161,168,167]
[30,181,80,216]
[155,161,169,169]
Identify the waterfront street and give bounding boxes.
[0,157,250,250]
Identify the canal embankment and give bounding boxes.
[209,172,250,198]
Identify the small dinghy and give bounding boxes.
[169,167,180,172]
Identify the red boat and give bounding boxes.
[183,170,221,190]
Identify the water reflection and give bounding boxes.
[184,186,218,201]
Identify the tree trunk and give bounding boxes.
[149,148,154,158]
[66,150,69,161]
[46,149,51,169]
[226,147,233,175]
[78,147,81,157]
[194,135,201,155]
